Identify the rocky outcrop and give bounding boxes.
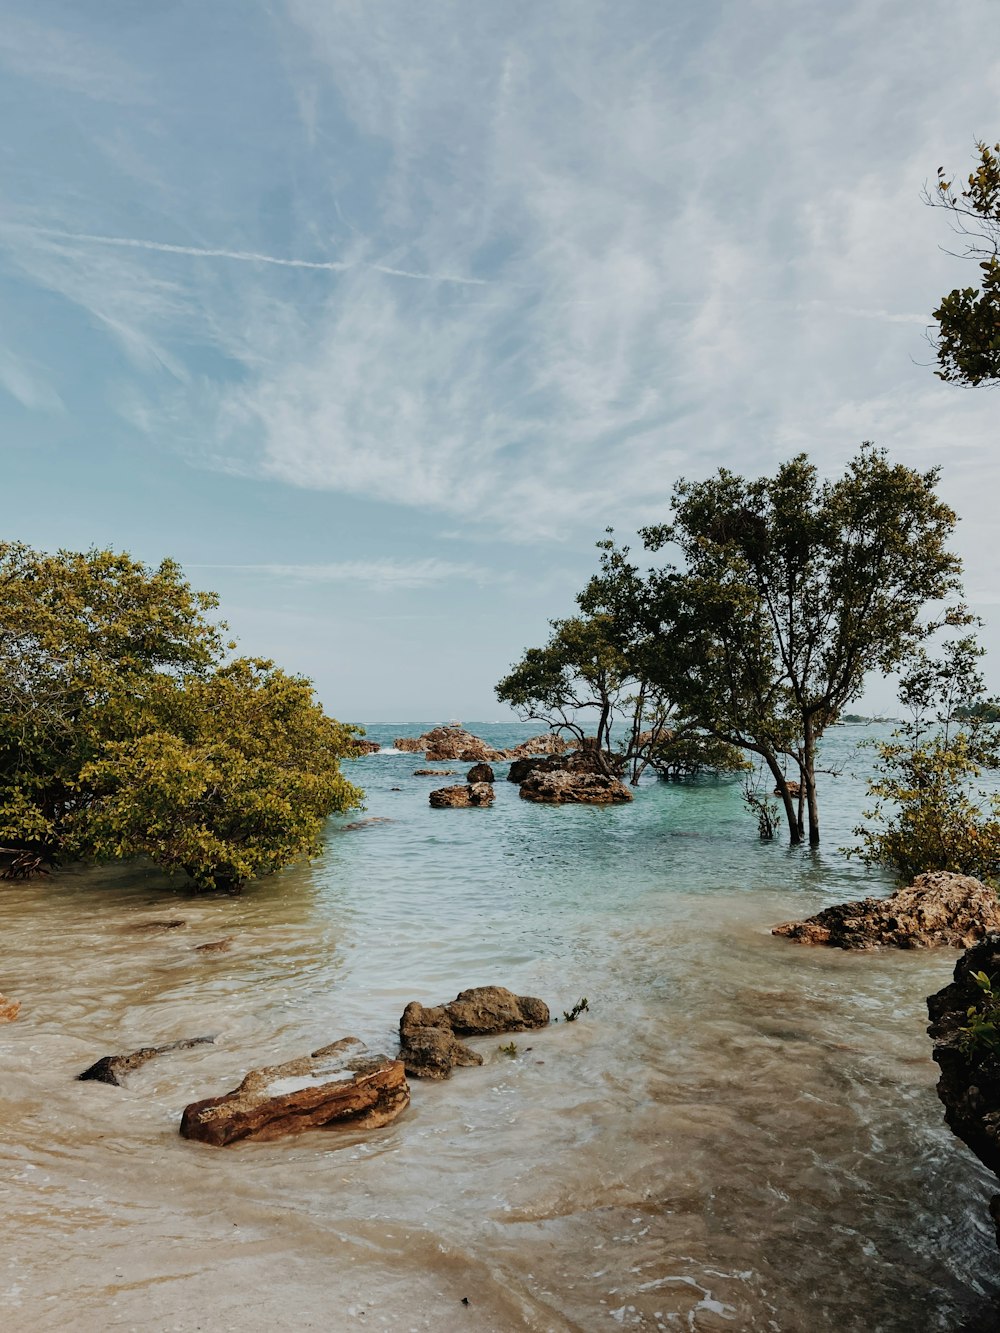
[505,734,570,759]
[394,737,424,752]
[772,871,1000,950]
[507,755,565,783]
[466,763,494,783]
[429,783,495,808]
[928,934,1000,1246]
[399,987,550,1079]
[507,749,624,784]
[414,768,457,776]
[774,780,802,797]
[79,1036,216,1086]
[349,739,381,755]
[179,1038,408,1146]
[519,770,634,804]
[0,994,20,1022]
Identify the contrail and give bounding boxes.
[24,225,490,286]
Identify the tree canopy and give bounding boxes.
[0,543,363,889]
[929,140,1000,386]
[569,446,964,844]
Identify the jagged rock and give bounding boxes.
[505,734,570,759]
[519,770,634,804]
[774,780,802,797]
[772,871,1000,950]
[79,1036,216,1086]
[349,739,381,754]
[0,994,20,1022]
[928,934,1000,1247]
[179,1037,408,1145]
[429,783,495,808]
[507,755,565,783]
[414,768,457,776]
[398,1003,483,1080]
[394,737,424,752]
[399,987,549,1079]
[466,763,494,783]
[507,749,624,784]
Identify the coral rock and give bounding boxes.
[518,770,633,804]
[429,783,495,808]
[466,763,494,783]
[399,987,549,1079]
[773,871,1000,950]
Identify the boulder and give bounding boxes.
[393,737,424,752]
[772,871,1000,950]
[774,780,802,798]
[507,749,624,784]
[79,1036,216,1086]
[466,763,494,783]
[349,739,381,755]
[429,783,495,808]
[399,987,550,1079]
[180,1037,408,1146]
[398,1002,484,1080]
[0,994,20,1022]
[519,770,634,804]
[505,734,570,759]
[507,755,564,784]
[414,768,457,776]
[928,934,1000,1246]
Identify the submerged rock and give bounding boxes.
[180,1037,408,1146]
[518,770,633,804]
[466,763,494,783]
[414,768,457,776]
[928,934,1000,1247]
[399,987,550,1080]
[0,993,20,1022]
[429,783,495,808]
[79,1035,216,1086]
[772,871,1000,950]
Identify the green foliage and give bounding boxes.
[597,445,963,845]
[495,611,673,781]
[958,971,1000,1056]
[852,638,1000,882]
[0,543,363,890]
[563,997,589,1022]
[930,142,1000,386]
[498,1041,519,1057]
[647,730,750,781]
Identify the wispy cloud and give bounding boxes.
[193,558,505,590]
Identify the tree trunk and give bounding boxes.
[762,749,801,845]
[803,721,820,847]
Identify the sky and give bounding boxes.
[1,0,999,723]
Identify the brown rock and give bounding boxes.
[429,783,495,808]
[393,737,424,752]
[772,871,1000,950]
[774,780,802,797]
[398,988,550,1079]
[129,918,186,932]
[518,770,634,804]
[505,734,570,759]
[0,994,20,1022]
[466,763,494,783]
[79,1036,216,1086]
[195,938,234,953]
[349,739,381,754]
[414,768,458,776]
[180,1038,409,1146]
[398,1002,483,1080]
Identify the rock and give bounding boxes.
[0,994,20,1022]
[180,1037,409,1146]
[399,987,549,1079]
[129,918,186,932]
[429,783,495,808]
[466,763,494,783]
[772,871,1000,950]
[195,938,233,953]
[505,734,570,759]
[393,737,424,752]
[79,1036,216,1086]
[507,749,624,784]
[774,780,802,797]
[507,755,563,783]
[928,934,1000,1246]
[341,817,394,831]
[414,768,457,776]
[518,770,634,804]
[349,739,381,754]
[398,1003,484,1080]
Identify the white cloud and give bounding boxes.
[194,557,504,590]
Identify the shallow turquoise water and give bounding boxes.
[3,723,1000,1330]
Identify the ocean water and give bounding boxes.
[3,723,1000,1331]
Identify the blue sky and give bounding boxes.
[2,0,999,722]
